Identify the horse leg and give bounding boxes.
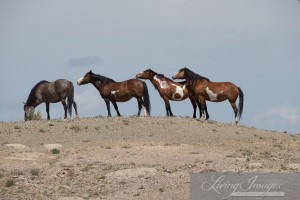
[188,96,197,118]
[163,98,173,116]
[46,102,50,120]
[61,100,68,119]
[105,100,112,117]
[199,97,206,120]
[136,98,143,116]
[73,100,78,116]
[204,101,209,120]
[112,101,121,116]
[230,101,238,125]
[195,99,203,119]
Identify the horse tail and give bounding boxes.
[67,82,74,117]
[238,87,244,120]
[142,81,151,116]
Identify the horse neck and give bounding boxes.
[91,75,114,89]
[25,92,37,108]
[150,74,161,89]
[151,74,169,90]
[185,70,210,86]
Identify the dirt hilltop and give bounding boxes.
[0,117,299,200]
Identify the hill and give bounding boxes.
[0,117,299,199]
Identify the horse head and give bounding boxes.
[77,70,94,85]
[136,69,156,80]
[23,102,34,121]
[172,67,188,80]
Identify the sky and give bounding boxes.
[0,0,299,134]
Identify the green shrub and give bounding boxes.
[51,148,60,154]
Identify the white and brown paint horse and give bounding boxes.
[136,69,206,118]
[172,67,244,125]
[24,79,78,120]
[77,70,151,117]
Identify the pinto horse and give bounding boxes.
[77,70,151,117]
[136,69,203,118]
[24,79,78,120]
[172,68,244,125]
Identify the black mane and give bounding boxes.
[147,69,174,82]
[26,80,49,105]
[91,73,115,83]
[156,73,174,82]
[181,67,210,82]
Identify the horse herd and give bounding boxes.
[23,68,244,125]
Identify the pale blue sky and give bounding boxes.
[1,0,299,133]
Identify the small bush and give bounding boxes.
[30,168,40,176]
[51,148,60,154]
[14,125,21,129]
[240,149,253,157]
[5,179,14,187]
[70,125,81,133]
[39,128,47,133]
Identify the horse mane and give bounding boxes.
[182,68,210,82]
[26,80,49,105]
[156,73,174,82]
[146,69,173,82]
[91,73,115,83]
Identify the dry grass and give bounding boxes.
[27,107,42,121]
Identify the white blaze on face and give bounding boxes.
[137,71,143,77]
[206,87,218,101]
[77,76,84,85]
[172,84,184,100]
[154,75,169,89]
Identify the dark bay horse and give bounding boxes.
[136,69,203,118]
[24,79,78,120]
[77,70,151,117]
[172,67,244,125]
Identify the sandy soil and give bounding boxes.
[0,117,299,200]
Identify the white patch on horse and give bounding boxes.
[154,75,169,89]
[111,90,119,95]
[171,84,184,100]
[77,77,84,85]
[206,87,219,101]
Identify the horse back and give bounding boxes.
[53,79,73,93]
[205,81,239,102]
[101,79,144,102]
[118,79,144,95]
[38,79,72,102]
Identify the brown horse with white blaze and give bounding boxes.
[172,67,244,125]
[24,79,78,120]
[77,70,151,117]
[136,69,203,118]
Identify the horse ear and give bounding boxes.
[89,70,93,74]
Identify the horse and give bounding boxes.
[136,69,205,118]
[77,70,151,117]
[24,79,78,120]
[172,67,244,125]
